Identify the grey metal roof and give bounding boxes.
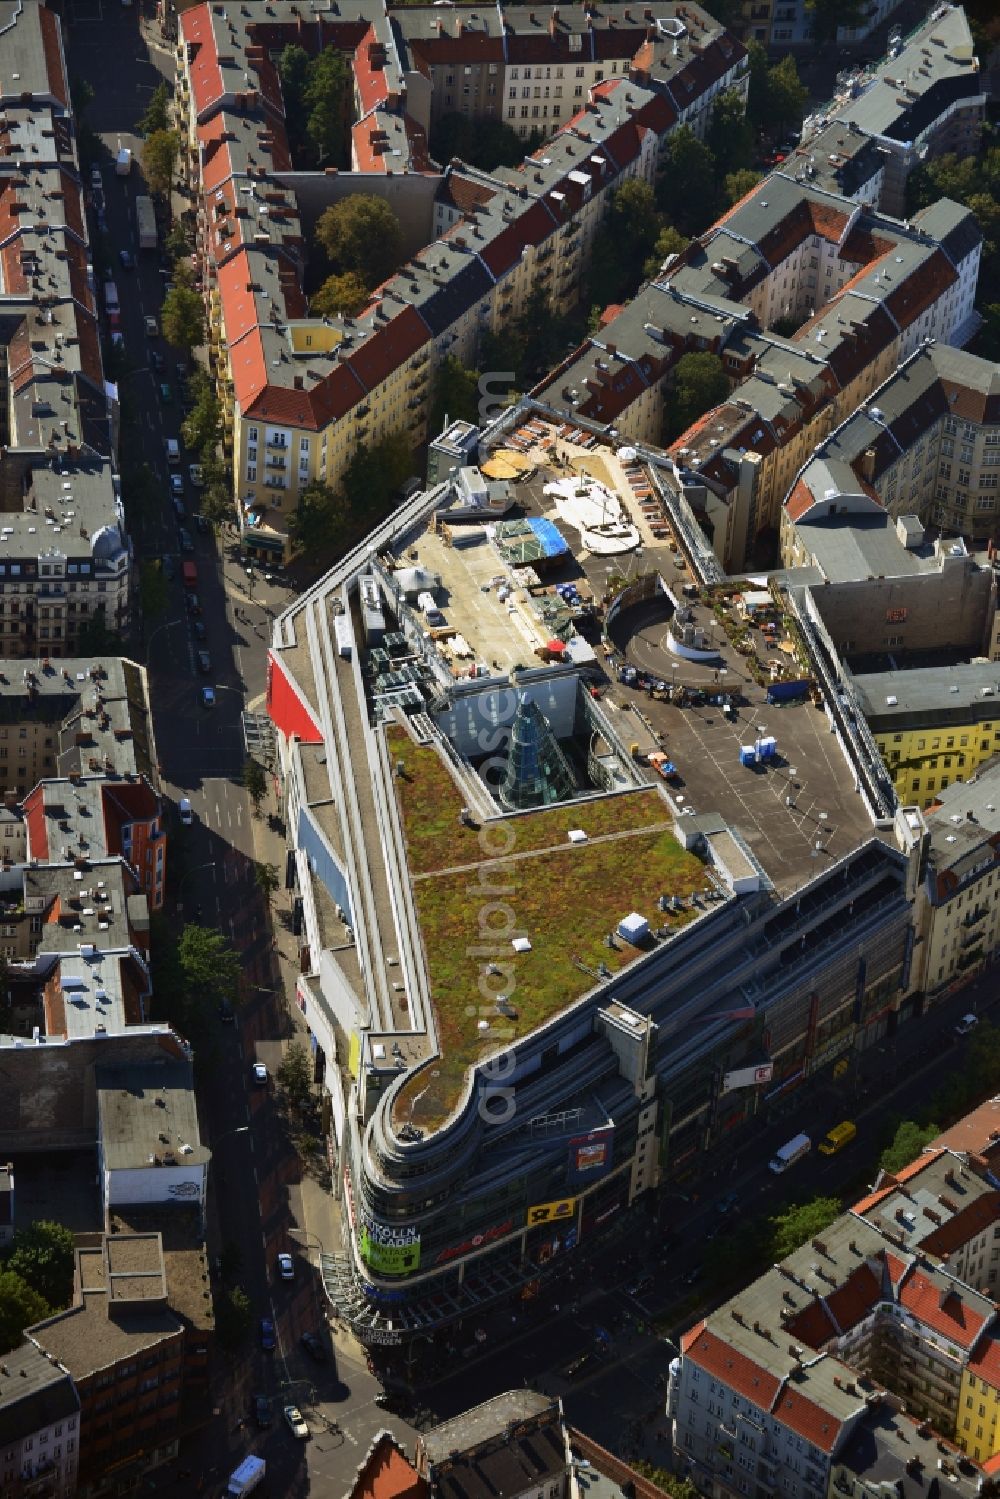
[0,1342,78,1448]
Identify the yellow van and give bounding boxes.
[818,1120,857,1156]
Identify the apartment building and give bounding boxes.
[0,5,127,657]
[670,1154,1000,1495]
[415,1392,569,1499]
[536,177,981,569]
[0,1344,80,1499]
[28,1237,186,1498]
[175,0,746,559]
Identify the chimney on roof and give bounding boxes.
[860,446,876,483]
[549,9,559,37]
[606,342,616,357]
[293,375,304,390]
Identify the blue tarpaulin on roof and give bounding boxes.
[527,516,569,558]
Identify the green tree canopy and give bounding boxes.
[340,433,413,525]
[287,479,350,557]
[7,1221,75,1310]
[165,220,191,264]
[765,56,808,134]
[806,0,865,43]
[657,126,720,236]
[141,129,180,196]
[643,224,690,281]
[242,756,267,813]
[216,1284,252,1349]
[161,284,204,352]
[724,168,763,207]
[178,924,241,1007]
[182,374,222,461]
[277,1041,313,1114]
[707,88,754,177]
[304,47,352,166]
[255,862,280,903]
[429,112,543,170]
[316,194,403,289]
[140,560,168,621]
[589,178,663,306]
[279,44,310,155]
[880,1119,940,1176]
[311,270,371,318]
[430,354,480,439]
[664,352,730,442]
[0,1270,50,1353]
[769,1196,841,1260]
[140,80,172,138]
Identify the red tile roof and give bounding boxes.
[897,1265,988,1348]
[182,7,225,121]
[771,1384,846,1455]
[355,26,394,117]
[785,1300,838,1350]
[921,1191,1000,1258]
[968,1332,1000,1391]
[785,476,815,523]
[683,1325,781,1408]
[824,1263,882,1336]
[349,1433,426,1499]
[345,304,430,391]
[39,6,69,109]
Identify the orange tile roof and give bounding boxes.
[897,1266,989,1348]
[182,7,225,121]
[39,7,69,109]
[785,1300,838,1349]
[684,1326,781,1408]
[884,1251,909,1288]
[968,1332,1000,1391]
[921,1191,1000,1258]
[350,1434,426,1499]
[785,476,815,523]
[825,1263,882,1335]
[771,1384,846,1455]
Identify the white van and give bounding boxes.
[178,797,193,826]
[768,1132,811,1174]
[417,590,444,625]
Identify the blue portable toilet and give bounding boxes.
[739,745,756,767]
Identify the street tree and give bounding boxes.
[0,1270,49,1354]
[7,1221,75,1310]
[140,560,168,621]
[242,757,268,814]
[165,220,191,264]
[769,1196,841,1260]
[880,1119,940,1176]
[707,89,754,177]
[140,80,172,138]
[141,129,180,196]
[657,126,720,236]
[161,284,205,353]
[315,194,403,290]
[664,352,730,442]
[182,379,222,460]
[177,924,241,1007]
[277,1041,313,1115]
[430,355,480,438]
[724,169,763,207]
[216,1284,252,1350]
[255,862,280,904]
[304,47,352,166]
[311,270,371,318]
[200,480,232,527]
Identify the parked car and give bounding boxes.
[277,1252,294,1281]
[284,1404,308,1440]
[150,350,165,372]
[259,1317,275,1351]
[170,474,184,497]
[118,249,133,269]
[89,166,102,190]
[195,514,210,534]
[176,360,187,383]
[252,1061,268,1085]
[300,1332,327,1363]
[186,592,201,615]
[197,650,211,675]
[159,382,172,404]
[201,685,216,709]
[253,1394,273,1429]
[192,619,206,640]
[178,528,194,553]
[144,315,158,338]
[178,797,193,827]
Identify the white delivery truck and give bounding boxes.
[417,590,444,626]
[135,194,157,251]
[768,1132,811,1174]
[227,1455,266,1496]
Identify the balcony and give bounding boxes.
[265,456,287,470]
[963,906,988,928]
[266,437,289,451]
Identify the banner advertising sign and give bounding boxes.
[526,1197,578,1227]
[721,1062,773,1095]
[358,1218,421,1275]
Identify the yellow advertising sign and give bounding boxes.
[526,1197,578,1227]
[349,1031,361,1080]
